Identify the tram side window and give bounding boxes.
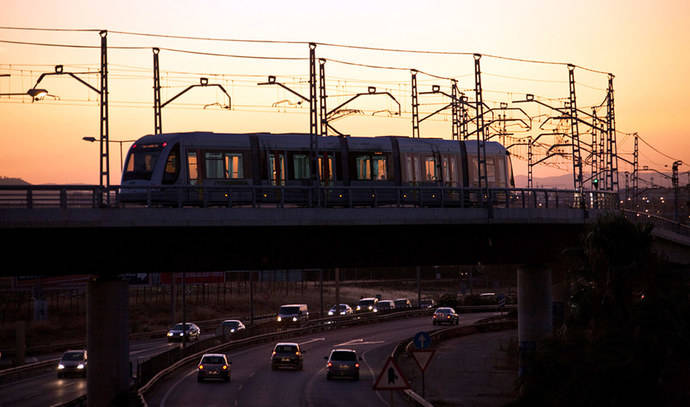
[496,158,506,186]
[225,153,244,179]
[187,152,199,185]
[424,156,437,181]
[269,153,286,185]
[318,153,336,185]
[404,154,422,184]
[355,156,371,180]
[405,156,414,183]
[372,156,387,180]
[487,159,496,184]
[162,144,180,184]
[293,154,310,180]
[205,152,224,179]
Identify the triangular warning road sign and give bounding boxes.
[373,356,410,390]
[411,349,435,372]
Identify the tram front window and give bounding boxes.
[123,144,163,181]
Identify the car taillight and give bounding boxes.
[433,315,437,318]
[222,365,227,370]
[198,365,204,370]
[327,362,332,367]
[355,363,360,368]
[447,315,451,318]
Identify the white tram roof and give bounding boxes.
[137,132,507,155]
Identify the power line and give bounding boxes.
[0,26,612,75]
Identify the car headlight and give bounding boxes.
[292,317,297,322]
[179,333,184,336]
[77,364,84,369]
[340,311,346,315]
[328,311,334,316]
[368,306,373,310]
[167,332,173,336]
[58,364,65,369]
[277,316,282,322]
[230,329,236,333]
[373,308,378,312]
[356,306,361,310]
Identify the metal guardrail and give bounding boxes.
[0,313,275,363]
[0,184,619,210]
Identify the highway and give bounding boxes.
[145,313,494,407]
[0,334,213,407]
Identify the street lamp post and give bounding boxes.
[82,137,136,175]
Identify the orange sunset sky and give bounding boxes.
[1,0,688,185]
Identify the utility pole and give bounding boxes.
[99,30,110,189]
[606,74,619,192]
[474,54,488,197]
[527,137,533,189]
[673,161,682,222]
[451,79,459,140]
[153,48,162,135]
[567,64,583,194]
[411,70,420,138]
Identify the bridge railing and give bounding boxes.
[0,185,619,210]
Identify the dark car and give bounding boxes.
[271,342,304,370]
[276,304,309,324]
[394,298,412,309]
[328,304,353,316]
[419,298,436,309]
[167,322,201,342]
[219,320,246,337]
[57,349,87,378]
[197,353,231,382]
[432,307,459,325]
[325,349,361,380]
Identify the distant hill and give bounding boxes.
[0,177,30,185]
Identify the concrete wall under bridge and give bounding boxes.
[1,207,615,276]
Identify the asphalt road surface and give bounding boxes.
[145,313,494,407]
[0,333,213,407]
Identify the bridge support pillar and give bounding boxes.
[517,264,552,379]
[87,277,129,406]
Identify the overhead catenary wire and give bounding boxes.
[0,26,611,75]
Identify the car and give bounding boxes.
[325,349,361,380]
[394,298,412,309]
[355,297,379,313]
[197,353,231,382]
[432,307,459,325]
[419,298,436,309]
[57,349,87,378]
[328,304,353,316]
[167,322,201,342]
[220,320,246,336]
[375,300,395,312]
[271,342,304,370]
[276,304,309,324]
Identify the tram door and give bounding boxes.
[267,152,286,186]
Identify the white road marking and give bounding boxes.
[160,368,196,407]
[298,337,326,346]
[335,338,385,346]
[360,349,389,406]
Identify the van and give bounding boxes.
[277,304,309,323]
